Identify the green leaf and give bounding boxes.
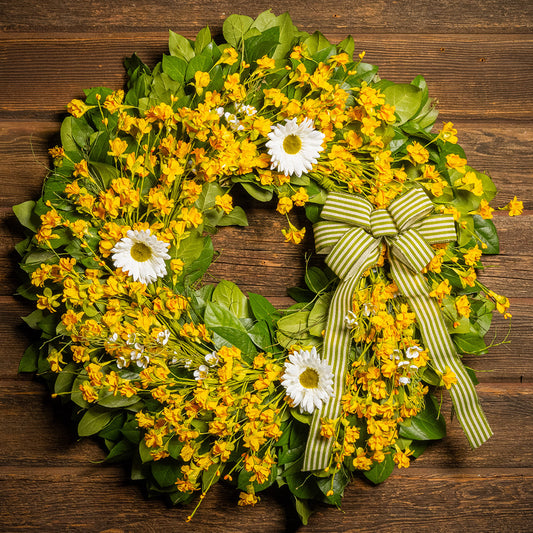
[304,31,332,56]
[78,406,113,437]
[248,292,280,322]
[453,332,487,355]
[195,25,212,54]
[162,54,187,83]
[277,310,310,338]
[223,14,254,47]
[383,84,424,125]
[212,280,250,318]
[168,30,195,61]
[248,320,273,350]
[305,266,330,293]
[106,439,134,463]
[185,53,214,82]
[363,453,395,484]
[98,391,140,408]
[251,10,278,32]
[473,215,499,254]
[241,182,273,202]
[399,397,446,441]
[54,362,77,394]
[151,460,180,487]
[21,309,44,330]
[338,35,355,57]
[18,344,39,372]
[294,496,314,525]
[204,301,256,354]
[316,468,349,505]
[13,201,38,232]
[308,293,331,337]
[278,444,304,466]
[60,116,94,152]
[286,472,321,500]
[217,206,249,227]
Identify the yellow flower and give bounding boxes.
[291,187,309,207]
[439,122,458,143]
[472,199,494,219]
[256,55,275,70]
[108,138,128,158]
[442,366,458,389]
[282,223,306,244]
[238,491,259,506]
[219,46,239,65]
[215,193,233,214]
[320,418,337,439]
[67,99,92,118]
[455,295,471,318]
[406,142,429,165]
[178,206,203,228]
[393,447,413,468]
[463,245,482,266]
[446,153,467,174]
[429,279,452,301]
[194,71,210,94]
[276,196,293,214]
[505,196,523,217]
[73,159,90,178]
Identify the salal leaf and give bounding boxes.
[78,406,113,437]
[212,280,250,318]
[383,84,424,125]
[222,14,254,47]
[399,397,446,440]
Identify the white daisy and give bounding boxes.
[266,117,325,177]
[111,229,170,285]
[281,347,334,414]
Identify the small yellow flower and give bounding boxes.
[194,71,210,94]
[282,223,305,244]
[67,99,92,118]
[108,138,128,158]
[215,193,233,214]
[442,367,458,389]
[505,196,523,217]
[276,196,293,214]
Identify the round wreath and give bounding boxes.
[14,11,522,524]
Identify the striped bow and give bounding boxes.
[302,187,492,472]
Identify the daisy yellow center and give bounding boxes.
[283,134,302,155]
[130,242,152,262]
[299,368,319,389]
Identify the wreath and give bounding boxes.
[13,11,522,524]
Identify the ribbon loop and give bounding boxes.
[303,187,492,472]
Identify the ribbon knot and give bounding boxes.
[369,209,397,237]
[302,187,492,472]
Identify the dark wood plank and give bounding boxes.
[0,0,531,33]
[1,466,531,532]
[0,35,532,119]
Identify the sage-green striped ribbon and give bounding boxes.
[302,188,492,472]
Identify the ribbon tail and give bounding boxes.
[303,246,382,472]
[391,259,492,447]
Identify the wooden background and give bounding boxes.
[1,1,532,531]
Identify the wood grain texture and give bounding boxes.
[0,0,532,531]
